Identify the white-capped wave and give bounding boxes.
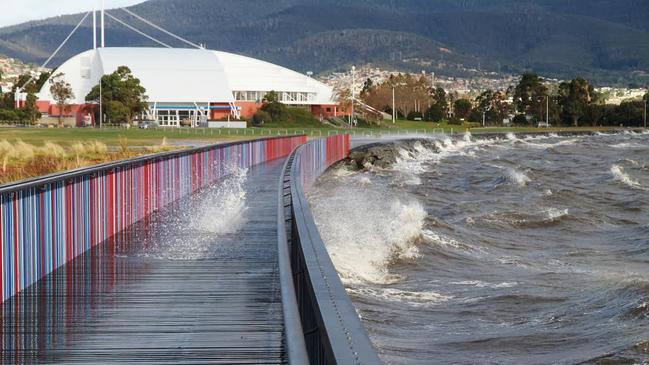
[611,142,646,149]
[309,185,427,284]
[545,208,569,222]
[506,167,531,187]
[611,164,645,190]
[358,176,373,186]
[423,229,465,250]
[348,287,452,307]
[523,138,578,149]
[452,280,518,289]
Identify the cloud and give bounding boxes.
[0,0,146,27]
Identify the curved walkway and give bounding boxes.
[1,159,286,364]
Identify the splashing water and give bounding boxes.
[309,184,426,284]
[611,164,644,190]
[310,132,649,364]
[137,165,250,261]
[192,166,249,234]
[508,168,531,187]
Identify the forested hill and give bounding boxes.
[1,0,649,85]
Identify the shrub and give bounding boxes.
[407,111,423,121]
[252,110,272,126]
[260,101,289,122]
[447,117,463,125]
[0,109,18,123]
[512,114,529,125]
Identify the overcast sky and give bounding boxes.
[0,0,147,27]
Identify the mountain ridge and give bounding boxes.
[1,0,648,85]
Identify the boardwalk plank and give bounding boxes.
[0,160,287,364]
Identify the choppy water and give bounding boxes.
[308,131,649,364]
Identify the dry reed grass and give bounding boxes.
[0,138,179,185]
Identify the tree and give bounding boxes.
[361,78,374,98]
[49,73,74,127]
[513,72,547,121]
[471,90,512,126]
[558,77,596,127]
[23,93,41,124]
[454,99,473,120]
[252,110,271,126]
[261,99,289,122]
[263,90,279,103]
[361,73,431,121]
[427,87,448,121]
[86,66,147,125]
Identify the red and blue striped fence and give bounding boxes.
[297,134,350,191]
[0,135,306,303]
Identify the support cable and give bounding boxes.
[17,12,91,91]
[104,11,172,48]
[120,7,203,49]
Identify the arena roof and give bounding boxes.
[38,47,334,105]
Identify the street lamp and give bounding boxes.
[351,65,356,127]
[644,99,647,129]
[392,85,396,124]
[99,75,103,128]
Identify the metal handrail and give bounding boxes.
[277,151,310,364]
[0,135,294,195]
[281,143,381,364]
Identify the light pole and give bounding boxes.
[392,85,396,124]
[546,95,549,126]
[644,99,647,129]
[99,75,103,128]
[350,65,356,127]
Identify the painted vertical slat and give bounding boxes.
[0,135,306,303]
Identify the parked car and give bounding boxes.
[139,121,159,129]
[537,122,551,128]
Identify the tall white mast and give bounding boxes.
[101,0,105,47]
[93,0,97,49]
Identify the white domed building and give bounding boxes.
[36,47,339,127]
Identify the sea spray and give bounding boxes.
[192,165,249,234]
[611,164,644,190]
[506,132,518,141]
[309,182,427,284]
[309,132,649,363]
[140,165,250,260]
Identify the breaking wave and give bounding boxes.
[348,287,452,307]
[309,131,649,364]
[506,167,531,187]
[309,182,427,284]
[611,164,644,190]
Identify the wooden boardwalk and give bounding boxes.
[0,160,286,364]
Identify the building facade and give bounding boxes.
[34,47,339,127]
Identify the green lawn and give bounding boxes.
[0,127,266,147]
[0,122,633,148]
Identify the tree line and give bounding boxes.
[360,72,649,127]
[0,66,147,126]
